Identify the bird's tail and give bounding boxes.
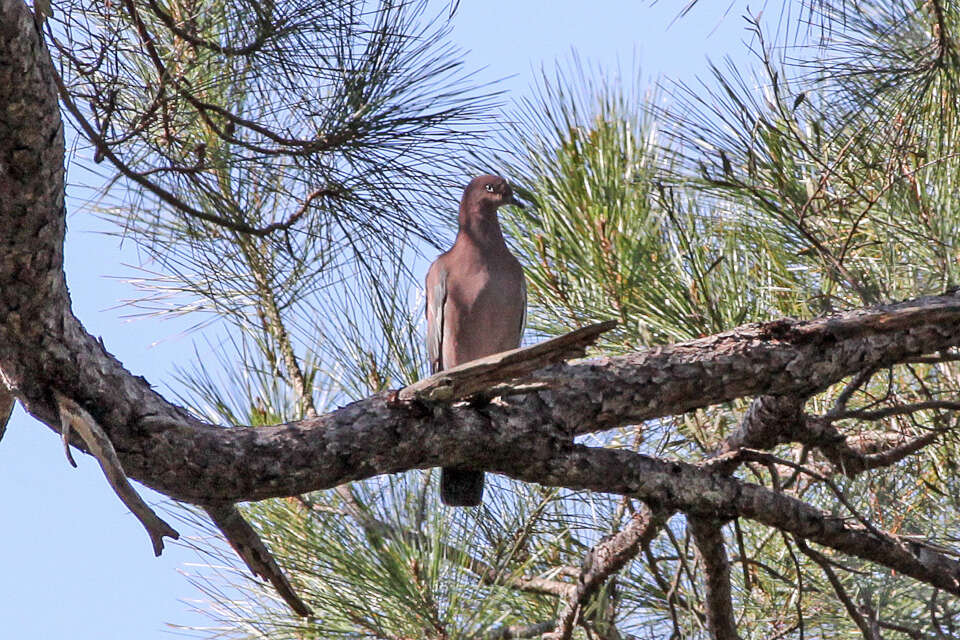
[441,468,484,506]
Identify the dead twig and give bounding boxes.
[203,502,312,617]
[399,320,617,403]
[831,399,960,422]
[55,390,179,556]
[0,384,14,444]
[796,537,880,640]
[802,417,945,477]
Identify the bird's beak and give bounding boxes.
[507,194,525,209]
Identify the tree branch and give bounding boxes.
[398,319,616,402]
[832,400,960,422]
[482,620,556,639]
[526,445,960,597]
[716,394,806,457]
[13,291,960,507]
[796,537,881,640]
[55,390,179,556]
[51,61,341,238]
[796,417,945,477]
[548,506,670,640]
[203,502,312,616]
[689,517,739,640]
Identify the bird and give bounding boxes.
[425,175,526,506]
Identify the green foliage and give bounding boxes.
[176,479,650,639]
[54,0,496,422]
[491,59,811,350]
[479,3,960,637]
[664,7,960,309]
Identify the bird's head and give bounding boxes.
[462,174,524,212]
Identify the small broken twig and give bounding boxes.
[0,385,14,444]
[60,406,78,468]
[55,390,179,555]
[399,320,617,403]
[204,502,313,616]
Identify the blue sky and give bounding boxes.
[0,1,755,637]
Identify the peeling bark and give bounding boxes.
[399,320,616,402]
[56,390,179,555]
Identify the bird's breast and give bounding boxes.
[442,259,525,367]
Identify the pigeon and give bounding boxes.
[425,175,526,506]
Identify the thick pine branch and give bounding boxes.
[8,290,960,505]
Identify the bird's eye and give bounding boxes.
[484,184,495,192]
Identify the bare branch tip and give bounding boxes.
[53,390,179,555]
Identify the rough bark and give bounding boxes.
[716,395,806,455]
[689,517,739,640]
[7,275,960,506]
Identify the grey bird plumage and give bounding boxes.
[425,175,526,506]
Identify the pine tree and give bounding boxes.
[6,1,960,638]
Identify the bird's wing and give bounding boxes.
[425,262,447,375]
[518,274,527,346]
